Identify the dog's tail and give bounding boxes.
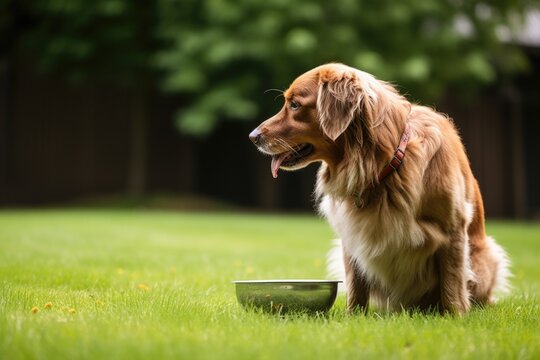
[327,239,347,292]
[486,236,512,300]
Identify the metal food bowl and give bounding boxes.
[233,280,341,313]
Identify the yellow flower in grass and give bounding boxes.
[31,306,39,314]
[95,300,105,306]
[68,308,76,314]
[44,302,53,309]
[138,283,150,291]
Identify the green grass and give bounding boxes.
[0,209,539,359]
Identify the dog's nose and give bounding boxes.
[249,128,262,145]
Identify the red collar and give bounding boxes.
[377,124,411,183]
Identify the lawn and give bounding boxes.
[0,209,539,359]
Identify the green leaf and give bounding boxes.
[401,56,431,81]
[162,68,206,92]
[176,108,216,136]
[285,28,317,54]
[466,52,495,82]
[353,51,386,77]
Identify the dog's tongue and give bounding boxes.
[271,153,289,179]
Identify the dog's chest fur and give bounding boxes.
[320,195,439,310]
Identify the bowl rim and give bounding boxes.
[232,279,342,284]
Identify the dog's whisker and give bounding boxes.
[275,138,301,156]
[264,88,284,94]
[263,89,285,101]
[276,138,291,151]
[286,139,302,155]
[274,138,291,153]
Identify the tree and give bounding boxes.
[154,0,530,136]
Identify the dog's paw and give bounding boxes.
[443,297,471,316]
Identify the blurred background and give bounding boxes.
[1,0,539,218]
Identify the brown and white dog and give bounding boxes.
[249,63,510,314]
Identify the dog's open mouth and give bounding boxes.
[271,143,314,178]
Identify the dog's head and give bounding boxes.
[249,63,384,178]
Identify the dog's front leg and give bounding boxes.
[343,251,370,313]
[438,232,471,315]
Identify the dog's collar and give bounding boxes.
[377,124,412,183]
[353,124,412,208]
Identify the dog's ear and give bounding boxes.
[317,68,376,141]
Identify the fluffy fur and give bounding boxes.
[250,63,510,314]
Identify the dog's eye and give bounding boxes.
[289,101,300,110]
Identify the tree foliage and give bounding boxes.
[5,0,533,135]
[155,0,531,135]
[6,0,157,85]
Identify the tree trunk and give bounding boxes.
[0,57,13,203]
[127,84,149,197]
[505,86,527,218]
[127,0,153,197]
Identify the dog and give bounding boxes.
[249,63,510,314]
